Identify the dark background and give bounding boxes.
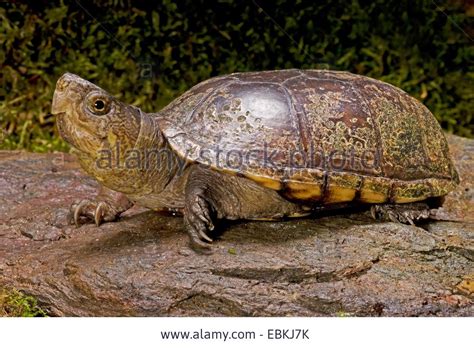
[1,0,472,152]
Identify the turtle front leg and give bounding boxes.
[184,188,216,252]
[183,165,307,252]
[70,185,133,226]
[370,203,431,225]
[184,168,220,252]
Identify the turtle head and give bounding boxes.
[52,73,142,158]
[52,73,170,193]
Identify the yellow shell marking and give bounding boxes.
[359,190,387,203]
[393,196,428,204]
[287,211,313,218]
[392,182,432,204]
[325,186,357,203]
[244,173,282,191]
[358,176,391,204]
[323,172,360,204]
[285,181,322,200]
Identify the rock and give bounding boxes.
[0,135,472,316]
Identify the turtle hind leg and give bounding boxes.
[370,202,431,225]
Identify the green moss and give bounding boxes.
[0,0,472,152]
[0,289,48,317]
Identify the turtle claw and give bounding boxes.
[405,215,415,226]
[198,212,215,232]
[184,194,216,252]
[94,202,107,226]
[72,199,90,227]
[187,224,213,254]
[370,203,430,225]
[69,199,119,227]
[370,206,377,220]
[199,229,213,243]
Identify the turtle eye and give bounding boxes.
[94,99,105,111]
[87,94,110,116]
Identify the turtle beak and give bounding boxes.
[52,73,74,114]
[51,94,66,115]
[52,72,92,114]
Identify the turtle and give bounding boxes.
[52,69,459,252]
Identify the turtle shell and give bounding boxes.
[157,69,459,204]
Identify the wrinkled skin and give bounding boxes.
[52,73,452,252]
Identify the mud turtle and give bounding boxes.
[52,69,459,251]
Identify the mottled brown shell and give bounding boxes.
[157,69,459,204]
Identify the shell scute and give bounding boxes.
[157,70,458,204]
